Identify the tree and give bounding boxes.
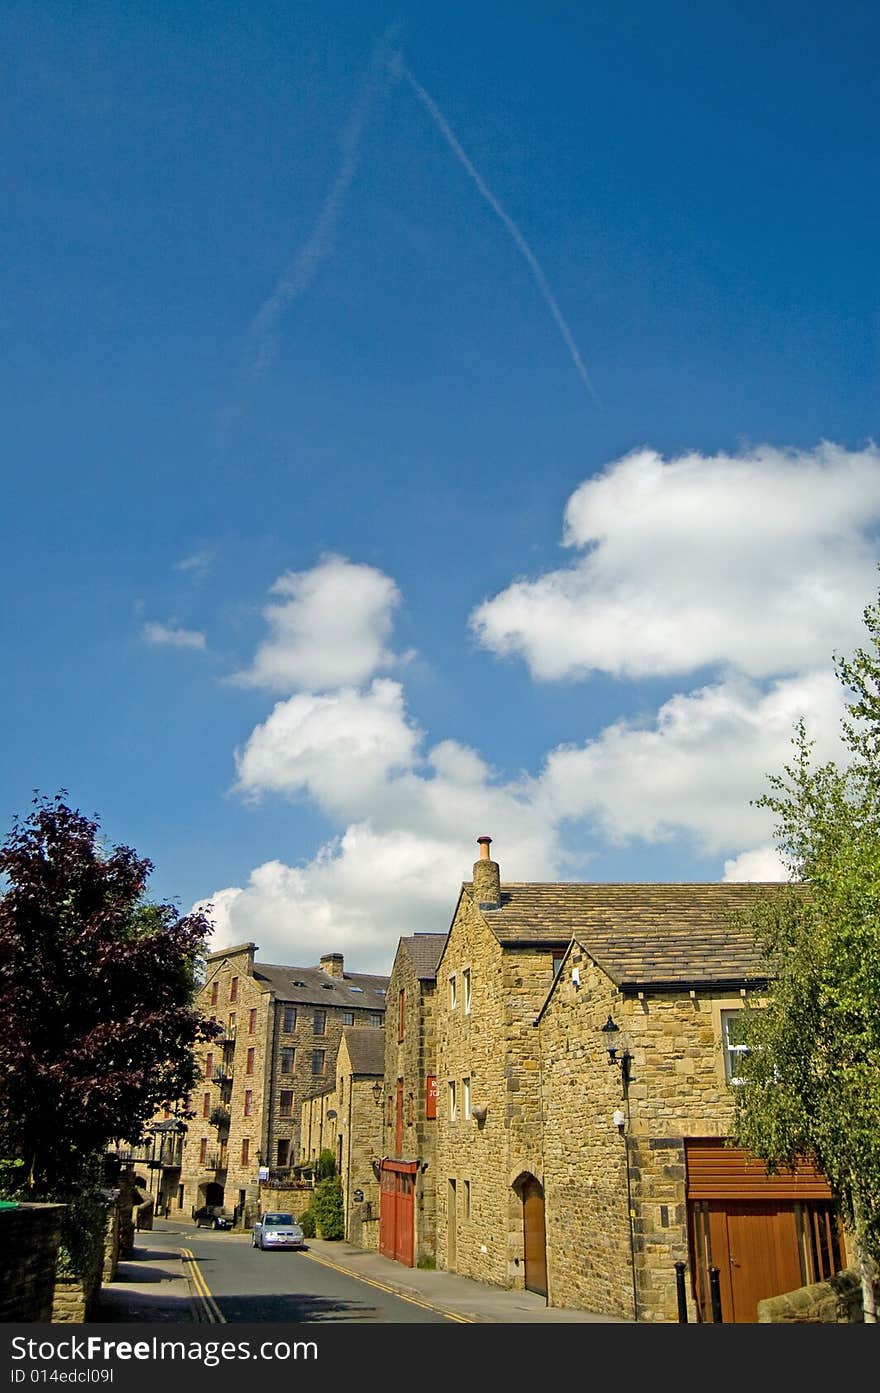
[0,792,218,1205]
[730,584,880,1321]
[316,1147,337,1180]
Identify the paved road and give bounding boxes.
[167,1224,453,1323]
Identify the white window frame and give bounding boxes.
[463,968,471,1014]
[448,1080,457,1121]
[721,1009,750,1085]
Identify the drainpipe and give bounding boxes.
[346,1076,354,1239]
[622,1064,639,1322]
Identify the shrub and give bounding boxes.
[312,1175,344,1239]
[299,1208,316,1239]
[316,1148,337,1180]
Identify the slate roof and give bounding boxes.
[397,933,448,981]
[252,962,389,1010]
[465,881,804,989]
[341,1026,385,1076]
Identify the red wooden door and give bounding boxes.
[379,1162,416,1267]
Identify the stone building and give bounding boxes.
[536,899,846,1323]
[433,838,569,1289]
[377,933,447,1267]
[386,838,847,1324]
[178,941,388,1224]
[335,1027,384,1247]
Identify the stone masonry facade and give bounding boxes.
[433,848,566,1289]
[179,943,388,1226]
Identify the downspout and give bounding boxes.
[264,993,278,1215]
[346,1075,354,1239]
[622,1060,639,1322]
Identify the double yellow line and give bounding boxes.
[301,1246,473,1323]
[179,1247,226,1323]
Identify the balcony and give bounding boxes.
[203,1153,226,1172]
[209,1105,230,1132]
[211,1067,233,1086]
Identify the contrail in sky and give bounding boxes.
[395,59,600,406]
[244,27,400,384]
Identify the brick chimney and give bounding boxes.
[320,952,345,978]
[472,835,501,910]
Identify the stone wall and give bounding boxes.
[435,888,562,1289]
[0,1204,63,1322]
[382,943,440,1264]
[539,944,775,1322]
[757,1269,863,1322]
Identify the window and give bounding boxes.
[279,1090,293,1117]
[449,975,457,1009]
[277,1139,290,1167]
[368,1012,382,1028]
[205,1052,214,1079]
[281,1047,295,1073]
[552,952,566,979]
[227,1012,236,1032]
[398,988,406,1041]
[463,1077,471,1119]
[210,981,218,1006]
[241,1138,249,1166]
[244,1089,253,1117]
[448,1080,457,1121]
[202,1091,210,1119]
[312,1050,326,1076]
[463,969,471,1014]
[313,1009,326,1036]
[199,1138,207,1165]
[282,1006,297,1032]
[341,1009,354,1026]
[721,1010,750,1084]
[395,1079,404,1153]
[249,1008,257,1033]
[464,1179,471,1219]
[230,976,239,1004]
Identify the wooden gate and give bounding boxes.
[521,1175,548,1297]
[379,1160,417,1267]
[686,1139,842,1322]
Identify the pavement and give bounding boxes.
[97,1219,627,1324]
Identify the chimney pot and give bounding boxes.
[472,837,501,909]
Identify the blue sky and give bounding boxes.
[2,0,878,971]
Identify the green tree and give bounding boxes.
[0,792,218,1271]
[731,585,880,1322]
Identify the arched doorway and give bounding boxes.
[515,1173,547,1297]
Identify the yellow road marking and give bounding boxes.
[179,1248,226,1323]
[301,1247,473,1322]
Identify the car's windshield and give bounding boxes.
[263,1214,293,1226]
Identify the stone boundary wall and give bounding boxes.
[0,1204,64,1322]
[757,1269,863,1323]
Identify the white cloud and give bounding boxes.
[234,679,422,814]
[231,554,402,692]
[175,549,213,577]
[142,621,206,651]
[538,669,847,854]
[195,817,556,973]
[470,443,880,680]
[722,846,788,881]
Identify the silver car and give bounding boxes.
[252,1211,305,1251]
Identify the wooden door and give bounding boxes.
[703,1202,804,1322]
[522,1177,547,1297]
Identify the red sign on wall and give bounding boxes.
[426,1075,438,1120]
